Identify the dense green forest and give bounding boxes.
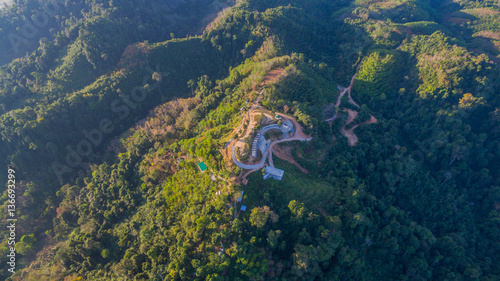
[0,0,499,280]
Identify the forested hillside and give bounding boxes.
[0,0,499,280]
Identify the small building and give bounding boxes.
[337,85,343,91]
[280,119,294,139]
[281,119,293,131]
[258,138,271,155]
[240,206,247,211]
[198,162,208,172]
[263,166,285,181]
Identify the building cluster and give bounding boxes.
[248,118,296,181]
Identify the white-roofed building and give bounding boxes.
[263,166,284,181]
[259,138,271,155]
[281,119,294,139]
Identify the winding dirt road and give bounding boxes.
[340,109,378,146]
[340,109,359,146]
[329,62,379,146]
[335,63,361,108]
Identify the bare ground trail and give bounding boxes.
[365,115,378,124]
[329,61,379,146]
[335,63,362,108]
[340,109,378,146]
[340,109,359,146]
[262,68,285,85]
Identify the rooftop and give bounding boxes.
[198,162,208,172]
[281,119,293,132]
[264,166,285,181]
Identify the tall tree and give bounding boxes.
[153,72,163,95]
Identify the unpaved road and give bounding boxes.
[340,109,359,146]
[335,64,361,108]
[262,68,285,85]
[340,109,378,146]
[330,61,378,146]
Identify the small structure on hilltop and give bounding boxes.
[263,166,284,181]
[198,162,208,172]
[258,137,271,155]
[281,119,294,139]
[230,109,312,184]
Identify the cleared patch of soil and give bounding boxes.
[365,115,378,124]
[116,42,153,71]
[340,110,378,146]
[273,145,309,174]
[341,125,359,146]
[344,109,358,125]
[262,68,284,85]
